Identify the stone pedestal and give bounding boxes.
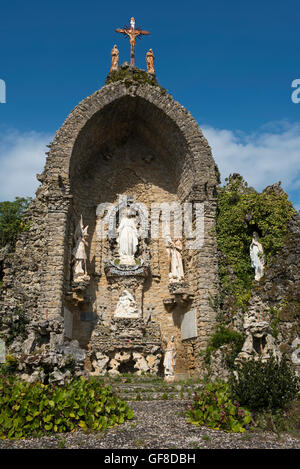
[163,282,194,311]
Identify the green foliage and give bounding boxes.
[253,403,300,436]
[269,306,280,339]
[186,381,252,433]
[216,175,296,312]
[106,67,167,94]
[0,376,134,439]
[0,354,18,374]
[204,325,245,369]
[230,354,299,411]
[0,197,31,250]
[0,308,29,346]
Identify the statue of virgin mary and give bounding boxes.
[250,232,265,281]
[116,207,139,265]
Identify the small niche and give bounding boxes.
[253,335,266,354]
[118,359,136,374]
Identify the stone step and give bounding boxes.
[93,374,205,401]
[117,392,194,401]
[96,375,205,401]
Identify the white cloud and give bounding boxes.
[0,129,51,201]
[201,121,300,210]
[0,123,299,211]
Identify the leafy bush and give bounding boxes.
[0,197,31,250]
[0,376,134,439]
[205,325,244,369]
[230,354,299,411]
[186,381,252,433]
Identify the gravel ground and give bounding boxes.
[0,400,299,449]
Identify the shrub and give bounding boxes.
[0,197,31,250]
[186,381,251,433]
[0,376,134,439]
[230,354,299,411]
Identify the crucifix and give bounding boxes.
[116,17,150,66]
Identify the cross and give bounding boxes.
[116,17,150,66]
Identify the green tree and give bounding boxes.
[0,197,31,250]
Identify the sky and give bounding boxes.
[0,0,299,209]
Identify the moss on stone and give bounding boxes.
[204,325,245,369]
[269,306,281,338]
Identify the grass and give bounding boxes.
[191,442,201,449]
[55,435,67,448]
[252,399,300,438]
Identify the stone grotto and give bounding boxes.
[0,31,299,383]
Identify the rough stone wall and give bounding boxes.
[0,195,49,322]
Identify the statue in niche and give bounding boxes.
[110,44,119,72]
[163,336,176,381]
[166,237,184,283]
[146,48,155,74]
[116,207,139,265]
[72,215,89,281]
[114,290,139,318]
[250,232,265,281]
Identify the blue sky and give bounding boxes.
[0,0,299,209]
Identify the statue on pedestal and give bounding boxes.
[163,336,176,381]
[117,207,139,265]
[110,44,119,72]
[167,237,184,283]
[146,49,155,74]
[72,216,89,281]
[250,232,265,281]
[114,290,139,318]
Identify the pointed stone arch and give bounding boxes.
[31,78,219,376]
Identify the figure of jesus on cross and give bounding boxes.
[116,17,150,66]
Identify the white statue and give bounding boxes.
[114,290,139,318]
[166,237,184,283]
[116,207,139,265]
[163,336,176,381]
[72,215,89,281]
[250,232,265,281]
